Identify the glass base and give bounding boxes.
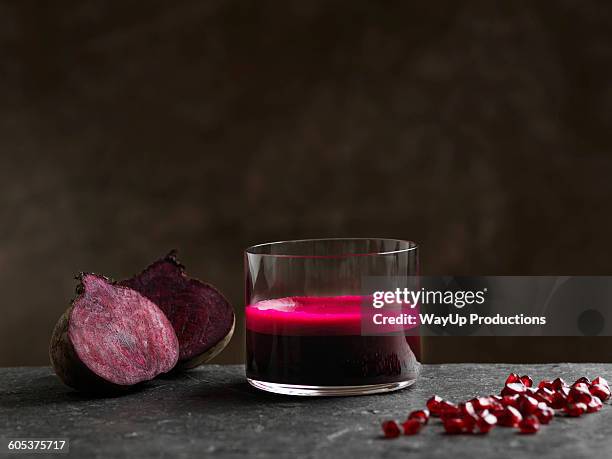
[247,378,416,396]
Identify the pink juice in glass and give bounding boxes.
[246,296,420,386]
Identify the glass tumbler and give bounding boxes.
[245,238,420,396]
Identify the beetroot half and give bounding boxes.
[121,251,235,369]
[49,274,179,391]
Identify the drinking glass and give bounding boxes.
[245,238,420,396]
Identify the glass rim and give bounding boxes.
[244,238,418,258]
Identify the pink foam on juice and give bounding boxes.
[246,296,363,336]
[246,295,419,336]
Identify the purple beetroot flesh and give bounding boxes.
[49,274,179,391]
[121,251,235,369]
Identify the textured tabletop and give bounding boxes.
[2,364,612,458]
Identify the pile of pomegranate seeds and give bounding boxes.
[381,373,610,438]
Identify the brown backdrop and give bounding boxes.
[2,0,612,366]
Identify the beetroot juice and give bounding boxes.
[246,296,420,387]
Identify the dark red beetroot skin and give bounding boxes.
[121,251,235,369]
[50,274,179,391]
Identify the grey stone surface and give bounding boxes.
[2,364,612,458]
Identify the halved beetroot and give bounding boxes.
[121,251,235,369]
[50,274,179,391]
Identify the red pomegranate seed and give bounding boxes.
[538,380,555,391]
[461,416,477,433]
[488,400,504,412]
[382,420,401,438]
[572,382,590,392]
[407,409,430,425]
[534,387,554,406]
[426,395,444,417]
[587,396,603,413]
[564,402,587,417]
[526,387,538,396]
[506,373,521,385]
[458,402,479,432]
[500,395,520,408]
[550,391,568,410]
[443,417,465,435]
[501,382,527,396]
[520,375,533,388]
[574,377,591,386]
[590,383,611,401]
[402,419,423,435]
[468,397,483,410]
[518,415,540,434]
[535,404,554,424]
[592,376,609,389]
[536,386,555,397]
[438,401,460,419]
[496,406,523,427]
[569,385,593,404]
[470,396,497,412]
[475,410,497,434]
[552,377,568,390]
[460,401,478,417]
[518,395,539,415]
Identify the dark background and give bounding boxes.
[2,0,612,366]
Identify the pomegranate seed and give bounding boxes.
[574,377,591,386]
[458,402,479,432]
[535,404,554,424]
[500,395,520,408]
[572,382,590,392]
[590,383,611,401]
[382,420,401,438]
[426,395,444,417]
[520,375,533,387]
[518,395,539,415]
[592,376,609,389]
[501,382,527,396]
[461,416,476,433]
[402,419,423,435]
[569,385,593,404]
[534,387,554,406]
[537,387,555,397]
[475,410,497,434]
[470,396,497,412]
[496,406,523,427]
[518,415,540,434]
[460,401,478,417]
[538,380,555,391]
[552,377,568,390]
[468,397,483,410]
[490,401,504,412]
[587,396,603,413]
[438,401,460,419]
[443,417,465,435]
[550,391,568,410]
[506,373,521,384]
[407,409,429,425]
[564,402,587,417]
[525,387,538,396]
